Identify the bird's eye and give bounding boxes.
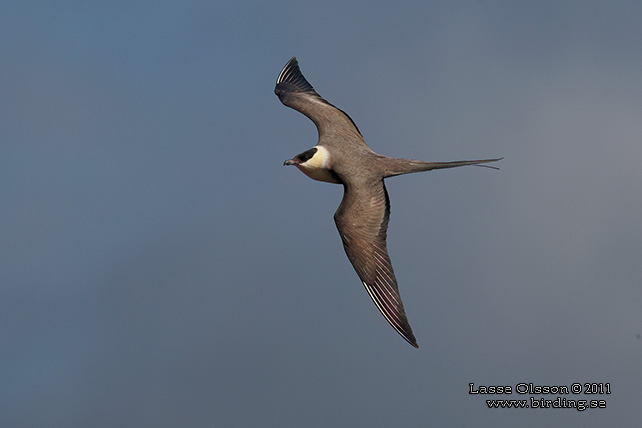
[299,148,317,162]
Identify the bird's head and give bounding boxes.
[283,146,340,184]
[283,147,319,167]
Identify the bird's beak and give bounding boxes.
[283,159,298,166]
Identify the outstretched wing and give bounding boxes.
[334,179,418,348]
[275,57,364,143]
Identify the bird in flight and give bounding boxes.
[275,57,501,348]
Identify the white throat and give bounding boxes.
[296,146,340,183]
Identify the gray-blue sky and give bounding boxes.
[2,1,641,426]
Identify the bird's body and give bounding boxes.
[276,57,501,348]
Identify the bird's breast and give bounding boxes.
[296,163,342,183]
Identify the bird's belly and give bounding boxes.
[297,165,341,184]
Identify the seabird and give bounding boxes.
[275,57,502,348]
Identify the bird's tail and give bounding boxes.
[383,157,503,178]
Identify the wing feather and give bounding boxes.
[334,180,418,348]
[274,57,364,143]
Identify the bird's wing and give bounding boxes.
[334,179,418,348]
[275,57,366,144]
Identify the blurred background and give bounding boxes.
[2,1,641,426]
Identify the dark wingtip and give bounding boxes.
[404,332,419,348]
[275,57,315,93]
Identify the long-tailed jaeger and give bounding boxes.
[275,57,502,348]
